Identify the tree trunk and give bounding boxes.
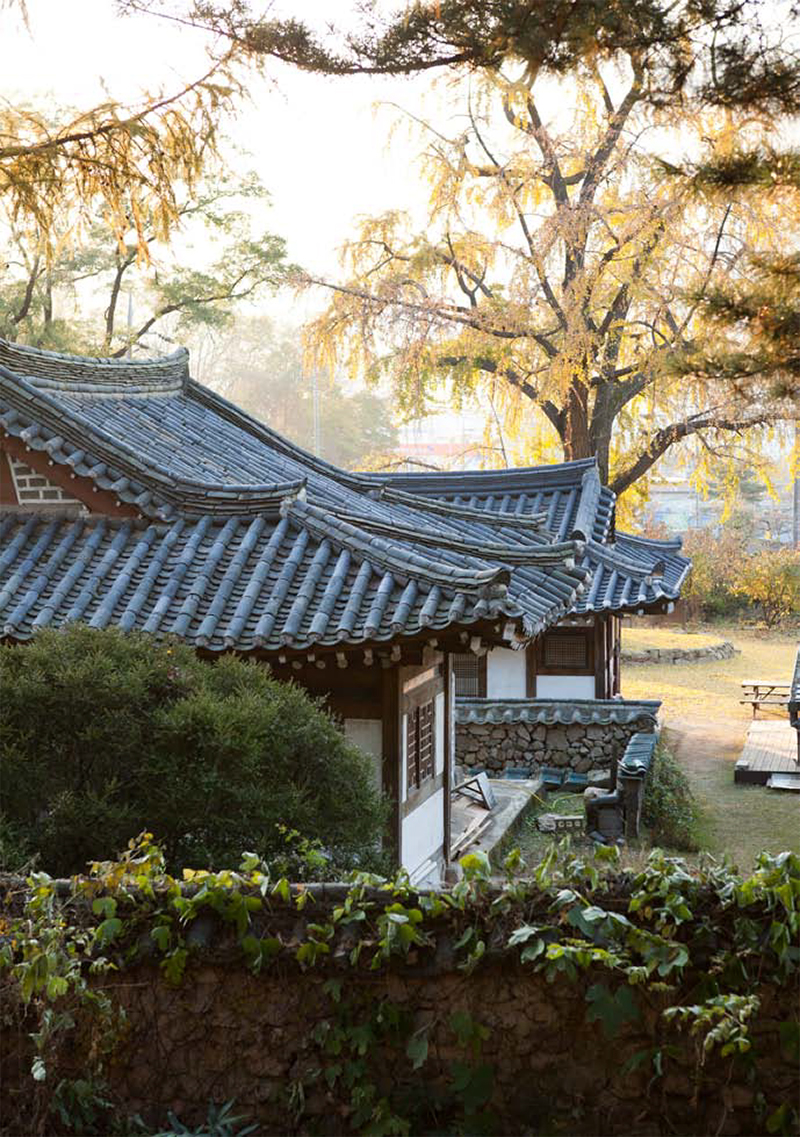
[562,380,592,464]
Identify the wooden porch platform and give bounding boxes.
[734,720,800,785]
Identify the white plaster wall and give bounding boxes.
[487,647,527,698]
[435,691,445,775]
[344,718,383,792]
[535,675,596,699]
[402,788,445,876]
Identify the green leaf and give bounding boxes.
[162,947,188,986]
[32,1057,46,1082]
[450,1061,494,1113]
[45,975,69,999]
[508,924,544,947]
[94,917,122,946]
[272,878,290,903]
[520,937,545,963]
[586,983,641,1039]
[92,896,117,919]
[406,1032,429,1070]
[150,925,171,952]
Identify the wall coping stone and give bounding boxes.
[455,697,661,727]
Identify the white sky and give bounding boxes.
[2,1,439,288]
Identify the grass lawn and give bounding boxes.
[507,625,799,874]
[623,624,799,871]
[622,626,723,653]
[621,624,798,724]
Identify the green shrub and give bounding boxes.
[0,626,387,877]
[642,741,700,852]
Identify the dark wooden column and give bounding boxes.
[381,665,403,867]
[594,616,606,698]
[443,653,453,865]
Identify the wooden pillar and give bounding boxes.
[612,617,622,695]
[594,616,606,698]
[381,665,403,867]
[443,653,453,865]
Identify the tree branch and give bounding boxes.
[611,408,790,495]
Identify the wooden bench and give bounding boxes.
[740,680,791,718]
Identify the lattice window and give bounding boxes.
[9,457,79,504]
[543,631,589,670]
[406,699,435,793]
[453,653,483,697]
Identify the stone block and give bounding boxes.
[546,727,568,750]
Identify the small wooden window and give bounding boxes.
[406,699,435,793]
[452,653,486,697]
[537,628,594,675]
[543,632,588,670]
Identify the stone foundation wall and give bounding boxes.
[456,716,657,777]
[622,640,736,664]
[2,885,795,1137]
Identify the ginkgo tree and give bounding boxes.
[301,60,797,500]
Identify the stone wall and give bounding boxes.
[455,699,660,778]
[622,640,737,664]
[2,884,795,1137]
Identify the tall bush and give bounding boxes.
[734,546,800,626]
[680,527,748,621]
[642,742,700,852]
[0,626,386,876]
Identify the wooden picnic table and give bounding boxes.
[740,679,792,718]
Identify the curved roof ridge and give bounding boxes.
[571,466,602,540]
[284,499,514,595]
[616,530,684,552]
[359,456,599,493]
[0,338,188,394]
[583,538,673,580]
[189,380,377,494]
[379,484,548,529]
[327,506,583,568]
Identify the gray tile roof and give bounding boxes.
[455,697,661,727]
[0,340,601,650]
[0,509,529,652]
[366,461,690,615]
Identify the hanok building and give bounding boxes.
[0,340,690,880]
[362,461,690,702]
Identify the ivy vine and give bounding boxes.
[1,834,798,1135]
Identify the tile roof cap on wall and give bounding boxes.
[455,697,661,727]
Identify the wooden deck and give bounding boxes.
[735,720,800,785]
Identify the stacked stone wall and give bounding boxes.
[456,716,656,777]
[2,885,795,1137]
